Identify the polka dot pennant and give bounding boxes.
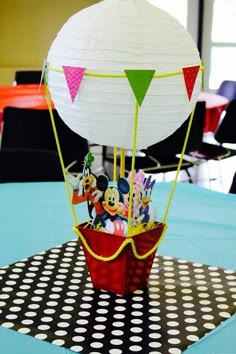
[0,240,236,354]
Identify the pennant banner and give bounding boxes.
[125,70,156,106]
[63,66,86,102]
[182,65,200,101]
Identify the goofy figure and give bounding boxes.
[66,152,109,226]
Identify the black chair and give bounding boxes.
[0,149,64,182]
[1,107,89,173]
[229,171,236,194]
[187,99,236,184]
[103,101,206,182]
[216,80,236,102]
[189,99,236,160]
[13,70,42,85]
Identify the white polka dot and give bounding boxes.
[200,307,213,313]
[112,321,125,328]
[38,325,50,330]
[167,329,180,335]
[167,321,179,327]
[149,332,161,339]
[110,339,123,345]
[44,309,56,315]
[90,341,103,348]
[94,324,106,331]
[6,314,18,320]
[18,328,31,334]
[109,350,122,354]
[149,324,161,330]
[77,319,88,325]
[28,304,40,310]
[149,342,162,348]
[22,319,34,325]
[41,316,53,323]
[129,345,142,352]
[57,322,70,328]
[187,335,199,342]
[130,336,142,342]
[70,346,83,352]
[166,313,178,319]
[2,322,14,328]
[55,330,68,336]
[168,338,181,345]
[52,339,65,346]
[10,306,21,312]
[203,323,216,330]
[75,327,87,333]
[35,333,47,340]
[2,287,13,292]
[168,348,182,354]
[219,312,231,318]
[46,301,58,307]
[186,326,198,332]
[217,304,229,310]
[202,314,214,320]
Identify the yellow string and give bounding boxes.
[73,223,167,261]
[120,148,125,177]
[162,104,197,225]
[127,101,139,236]
[44,82,78,226]
[113,147,117,183]
[47,65,204,79]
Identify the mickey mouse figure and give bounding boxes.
[102,177,130,236]
[66,152,109,226]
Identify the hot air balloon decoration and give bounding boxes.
[44,0,202,295]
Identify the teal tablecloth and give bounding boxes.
[0,181,236,353]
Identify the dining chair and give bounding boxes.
[229,171,236,194]
[0,149,64,182]
[187,99,236,184]
[103,101,206,182]
[216,80,236,102]
[13,70,42,85]
[1,107,89,173]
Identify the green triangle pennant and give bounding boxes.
[124,69,156,106]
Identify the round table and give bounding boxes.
[0,84,54,131]
[198,91,229,133]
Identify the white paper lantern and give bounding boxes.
[46,0,201,150]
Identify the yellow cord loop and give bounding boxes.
[47,65,204,79]
[127,100,139,236]
[73,223,167,261]
[44,82,78,226]
[162,103,197,224]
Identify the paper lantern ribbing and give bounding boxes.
[46,0,201,150]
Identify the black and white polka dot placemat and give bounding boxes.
[0,239,236,354]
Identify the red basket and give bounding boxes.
[76,221,166,296]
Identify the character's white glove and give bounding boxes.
[92,189,103,203]
[66,173,82,190]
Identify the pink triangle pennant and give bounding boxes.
[63,66,86,103]
[182,65,200,101]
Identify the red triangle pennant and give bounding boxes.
[182,65,200,101]
[63,66,86,102]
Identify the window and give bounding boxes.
[202,0,236,91]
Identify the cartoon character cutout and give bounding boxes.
[123,170,145,219]
[102,177,130,236]
[138,175,156,226]
[66,152,109,226]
